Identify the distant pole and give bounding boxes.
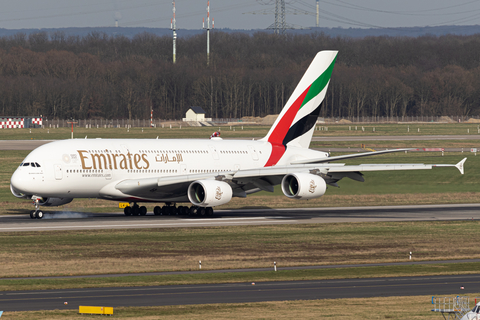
[67,120,77,139]
[150,109,153,127]
[203,1,213,66]
[316,0,319,27]
[171,1,177,64]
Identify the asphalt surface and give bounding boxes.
[3,204,480,232]
[1,274,478,312]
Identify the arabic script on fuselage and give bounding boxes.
[155,153,184,164]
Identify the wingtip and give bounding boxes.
[456,157,467,175]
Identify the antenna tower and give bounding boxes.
[171,1,177,64]
[244,0,308,35]
[316,0,319,27]
[273,0,286,35]
[203,1,214,66]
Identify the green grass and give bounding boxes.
[311,140,480,149]
[313,122,480,136]
[2,221,480,279]
[0,126,268,140]
[1,262,480,292]
[3,123,480,141]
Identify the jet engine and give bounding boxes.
[187,180,233,207]
[35,197,74,207]
[281,173,327,200]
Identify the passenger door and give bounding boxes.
[54,164,63,180]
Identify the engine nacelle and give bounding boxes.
[281,173,327,200]
[188,180,233,207]
[38,197,74,207]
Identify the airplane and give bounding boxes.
[10,50,466,219]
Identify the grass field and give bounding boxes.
[2,122,480,140]
[2,261,480,291]
[1,221,480,280]
[3,295,464,319]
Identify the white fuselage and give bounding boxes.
[10,138,328,202]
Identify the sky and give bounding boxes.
[0,0,479,30]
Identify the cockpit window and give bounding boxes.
[20,162,41,167]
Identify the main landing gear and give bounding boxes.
[123,203,147,216]
[123,202,214,218]
[29,198,44,219]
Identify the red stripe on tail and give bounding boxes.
[264,85,311,167]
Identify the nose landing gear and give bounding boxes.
[30,198,44,219]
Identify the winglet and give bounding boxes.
[456,157,467,175]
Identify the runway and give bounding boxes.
[2,203,480,232]
[1,274,478,312]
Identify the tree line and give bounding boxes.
[0,30,480,120]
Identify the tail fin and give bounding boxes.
[261,50,337,166]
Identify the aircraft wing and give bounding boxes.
[113,158,466,200]
[290,148,412,164]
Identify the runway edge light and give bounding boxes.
[79,306,113,315]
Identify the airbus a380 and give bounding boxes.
[10,51,466,219]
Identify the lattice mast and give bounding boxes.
[244,0,308,34]
[274,0,286,34]
[203,1,214,66]
[171,1,177,64]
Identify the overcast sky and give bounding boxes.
[0,0,479,30]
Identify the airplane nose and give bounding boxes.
[10,169,31,197]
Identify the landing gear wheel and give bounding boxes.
[124,206,132,216]
[206,207,214,216]
[154,206,162,216]
[179,206,188,215]
[162,205,169,215]
[139,206,147,216]
[30,210,36,219]
[198,207,206,217]
[189,206,198,216]
[36,211,44,219]
[132,204,140,216]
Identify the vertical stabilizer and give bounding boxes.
[261,50,337,166]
